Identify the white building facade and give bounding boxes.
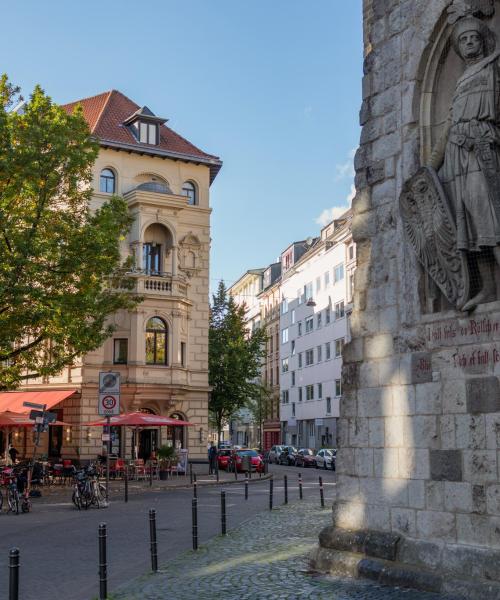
[279,212,354,450]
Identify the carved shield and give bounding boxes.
[399,167,469,309]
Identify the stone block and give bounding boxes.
[443,379,467,414]
[364,530,400,561]
[430,450,463,482]
[416,510,456,543]
[336,475,360,501]
[487,485,500,516]
[391,508,416,537]
[378,562,442,594]
[415,382,441,415]
[440,415,456,449]
[397,538,443,571]
[456,513,491,547]
[399,448,430,480]
[365,334,394,359]
[408,479,426,509]
[410,352,433,384]
[444,482,473,513]
[443,543,500,582]
[455,414,486,450]
[466,377,500,414]
[426,481,445,511]
[412,415,439,449]
[391,385,416,415]
[336,448,355,476]
[369,417,385,447]
[463,450,497,483]
[374,448,399,478]
[355,448,374,477]
[365,504,391,531]
[441,578,500,600]
[486,414,500,449]
[385,416,405,447]
[349,418,370,447]
[473,484,487,514]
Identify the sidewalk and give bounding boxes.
[32,468,270,505]
[113,496,455,600]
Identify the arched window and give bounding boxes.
[145,317,168,365]
[181,181,197,205]
[100,168,116,193]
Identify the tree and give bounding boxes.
[246,383,275,450]
[208,281,267,442]
[0,76,139,388]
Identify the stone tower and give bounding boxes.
[313,1,500,597]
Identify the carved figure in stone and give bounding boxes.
[402,10,500,311]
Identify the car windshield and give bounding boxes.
[302,449,313,455]
[237,450,259,457]
[219,450,231,456]
[288,447,297,453]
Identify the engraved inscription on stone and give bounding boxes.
[410,352,433,384]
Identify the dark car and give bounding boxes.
[278,446,298,466]
[294,448,316,468]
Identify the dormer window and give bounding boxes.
[139,122,158,145]
[123,105,167,147]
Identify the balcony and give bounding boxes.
[125,270,188,298]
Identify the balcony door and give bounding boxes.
[143,243,161,275]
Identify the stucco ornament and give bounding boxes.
[401,6,500,311]
[178,232,201,279]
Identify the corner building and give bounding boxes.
[23,90,221,461]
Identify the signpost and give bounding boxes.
[23,401,50,504]
[99,372,121,503]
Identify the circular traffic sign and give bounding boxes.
[102,395,117,410]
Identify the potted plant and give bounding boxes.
[157,445,177,480]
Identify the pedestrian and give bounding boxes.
[8,443,19,464]
[208,441,217,475]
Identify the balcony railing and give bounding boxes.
[123,270,188,297]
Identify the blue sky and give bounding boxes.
[2,0,363,291]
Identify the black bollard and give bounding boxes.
[245,473,249,500]
[299,473,303,500]
[192,498,198,550]
[269,478,273,510]
[149,509,158,572]
[124,468,129,503]
[319,476,325,508]
[284,475,288,504]
[189,463,193,484]
[98,523,108,600]
[193,472,197,483]
[221,490,227,535]
[9,548,20,600]
[193,480,198,499]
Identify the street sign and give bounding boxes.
[102,433,110,442]
[29,410,56,423]
[98,393,120,416]
[23,401,46,410]
[99,372,120,394]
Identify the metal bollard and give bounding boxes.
[245,473,249,500]
[284,475,288,504]
[221,490,227,535]
[193,480,198,499]
[299,473,303,500]
[124,468,128,503]
[319,476,325,508]
[269,478,273,510]
[192,498,198,550]
[189,463,193,484]
[9,548,20,600]
[98,523,108,600]
[149,509,158,572]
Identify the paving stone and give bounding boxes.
[114,496,456,600]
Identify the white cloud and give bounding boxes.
[334,147,357,181]
[315,185,356,227]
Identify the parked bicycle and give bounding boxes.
[72,463,106,510]
[0,465,31,514]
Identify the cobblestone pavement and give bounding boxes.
[114,495,457,600]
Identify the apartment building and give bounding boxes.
[279,211,354,450]
[11,90,222,461]
[228,269,265,447]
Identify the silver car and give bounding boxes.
[268,445,285,464]
[315,448,336,470]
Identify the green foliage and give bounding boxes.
[0,75,139,388]
[208,281,267,440]
[157,444,177,461]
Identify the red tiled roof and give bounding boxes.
[62,90,222,183]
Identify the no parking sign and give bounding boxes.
[98,371,121,416]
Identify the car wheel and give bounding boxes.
[324,462,327,470]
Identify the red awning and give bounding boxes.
[84,411,194,427]
[0,411,68,427]
[0,390,77,413]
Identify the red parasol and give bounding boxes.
[84,411,194,427]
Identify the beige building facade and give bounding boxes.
[11,91,221,462]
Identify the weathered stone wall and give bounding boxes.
[315,0,500,596]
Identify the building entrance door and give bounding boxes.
[139,429,158,460]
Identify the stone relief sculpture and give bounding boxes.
[401,0,500,311]
[178,232,201,279]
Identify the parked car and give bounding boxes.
[278,446,298,466]
[294,448,316,468]
[233,449,264,473]
[268,445,285,464]
[217,449,233,470]
[315,449,336,470]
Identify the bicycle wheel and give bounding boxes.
[21,497,31,513]
[8,488,19,514]
[72,488,81,510]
